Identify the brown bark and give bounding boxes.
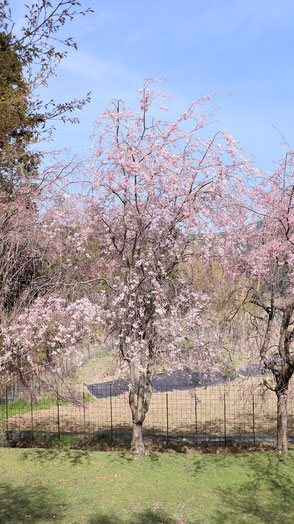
[273,303,294,454]
[269,303,294,455]
[129,375,147,455]
[276,389,288,454]
[130,421,146,455]
[128,363,153,455]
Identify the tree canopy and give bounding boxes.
[0,1,92,195]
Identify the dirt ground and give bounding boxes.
[5,377,294,439]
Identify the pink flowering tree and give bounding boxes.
[0,182,40,312]
[220,151,294,454]
[81,79,252,454]
[0,296,100,399]
[0,155,101,399]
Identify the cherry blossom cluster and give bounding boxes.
[80,79,253,380]
[1,296,101,380]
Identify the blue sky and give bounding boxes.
[12,0,294,171]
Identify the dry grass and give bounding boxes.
[6,376,293,439]
[73,350,119,386]
[4,351,294,439]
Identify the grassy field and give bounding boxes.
[0,448,294,523]
[0,394,93,423]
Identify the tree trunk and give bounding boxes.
[128,366,147,455]
[128,362,153,455]
[271,303,294,455]
[276,390,288,454]
[130,421,146,455]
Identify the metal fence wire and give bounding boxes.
[0,375,292,443]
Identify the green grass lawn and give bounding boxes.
[0,393,94,422]
[0,397,59,421]
[0,449,294,523]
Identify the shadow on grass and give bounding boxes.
[0,482,66,522]
[111,450,134,463]
[88,508,178,523]
[108,450,161,464]
[208,452,294,523]
[147,451,161,463]
[20,447,91,466]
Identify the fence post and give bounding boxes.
[194,393,198,444]
[30,378,34,441]
[224,386,227,446]
[110,384,113,438]
[83,384,86,439]
[5,386,8,438]
[56,388,60,441]
[166,392,169,445]
[252,393,256,447]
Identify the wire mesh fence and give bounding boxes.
[1,375,292,444]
